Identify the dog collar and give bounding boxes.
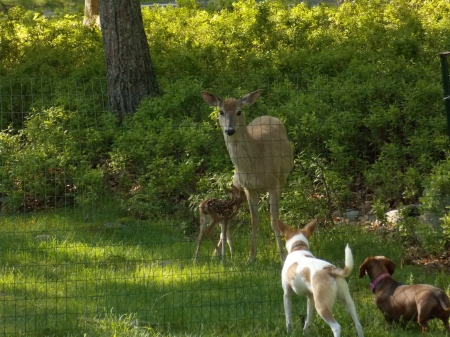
[286,233,309,252]
[290,241,309,252]
[370,273,391,293]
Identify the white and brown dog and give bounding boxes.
[278,219,364,337]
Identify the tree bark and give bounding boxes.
[83,0,100,26]
[99,0,159,120]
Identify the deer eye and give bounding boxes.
[219,110,224,116]
[236,110,242,116]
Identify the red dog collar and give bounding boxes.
[370,273,391,293]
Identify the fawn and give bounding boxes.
[194,185,246,262]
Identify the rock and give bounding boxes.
[104,222,127,229]
[344,209,359,221]
[419,212,444,229]
[35,235,52,242]
[385,210,401,224]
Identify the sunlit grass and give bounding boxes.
[0,204,449,336]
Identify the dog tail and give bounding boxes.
[328,244,353,278]
[439,298,450,312]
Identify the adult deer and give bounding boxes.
[201,89,294,263]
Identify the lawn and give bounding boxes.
[0,201,449,336]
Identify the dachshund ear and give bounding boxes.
[383,257,396,275]
[359,259,369,278]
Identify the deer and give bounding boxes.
[201,89,294,263]
[194,185,247,262]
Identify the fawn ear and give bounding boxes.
[223,186,233,197]
[239,89,263,106]
[231,185,243,198]
[201,91,222,106]
[382,257,396,275]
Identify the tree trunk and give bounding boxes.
[99,0,159,120]
[83,0,100,26]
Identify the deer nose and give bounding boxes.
[225,128,235,136]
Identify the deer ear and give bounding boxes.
[201,91,222,106]
[239,89,263,106]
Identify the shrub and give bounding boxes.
[420,155,450,215]
[0,107,118,213]
[110,83,232,218]
[2,0,450,222]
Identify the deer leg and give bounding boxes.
[204,220,221,257]
[194,218,207,262]
[217,222,233,259]
[226,222,233,257]
[269,188,286,263]
[246,190,259,262]
[221,220,228,262]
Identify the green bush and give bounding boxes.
[110,83,232,218]
[1,0,450,220]
[421,155,450,215]
[419,155,450,246]
[0,107,118,212]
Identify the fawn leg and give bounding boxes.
[194,221,206,261]
[204,220,221,257]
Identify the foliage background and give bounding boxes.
[2,0,450,223]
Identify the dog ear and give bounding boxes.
[303,219,318,238]
[277,219,288,235]
[359,259,368,278]
[383,257,396,275]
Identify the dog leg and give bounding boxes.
[312,273,341,336]
[444,320,450,333]
[417,303,430,334]
[316,305,341,337]
[343,297,364,336]
[283,287,293,333]
[337,281,364,337]
[345,300,364,337]
[303,294,315,333]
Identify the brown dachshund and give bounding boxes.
[359,256,450,333]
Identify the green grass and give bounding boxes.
[0,203,449,336]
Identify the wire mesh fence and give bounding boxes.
[0,76,449,336]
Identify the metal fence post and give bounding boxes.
[440,51,450,139]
